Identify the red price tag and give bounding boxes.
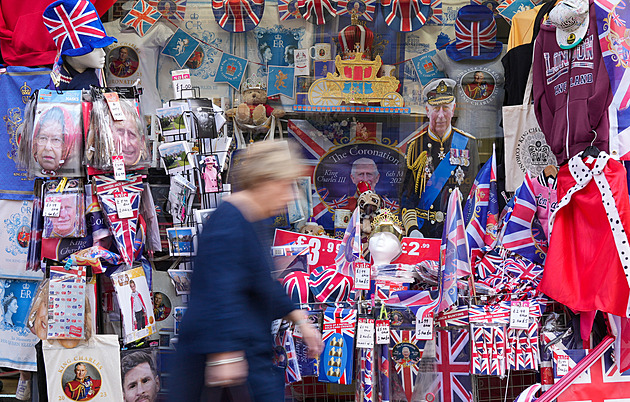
[394,238,441,264]
[273,229,341,272]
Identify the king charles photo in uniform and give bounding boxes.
[400,79,479,238]
[63,363,101,401]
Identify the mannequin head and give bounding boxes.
[64,48,106,73]
[369,231,402,265]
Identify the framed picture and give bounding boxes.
[166,227,197,257]
[167,269,192,295]
[173,306,186,335]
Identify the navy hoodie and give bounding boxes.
[533,0,612,165]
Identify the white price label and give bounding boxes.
[510,301,530,329]
[356,318,375,349]
[375,319,390,344]
[104,92,125,121]
[114,192,133,219]
[43,200,61,217]
[354,261,371,290]
[416,314,434,340]
[556,354,569,376]
[112,155,126,181]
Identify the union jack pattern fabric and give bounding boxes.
[98,193,140,266]
[378,344,390,402]
[338,0,376,21]
[284,329,302,383]
[319,308,357,384]
[429,329,473,402]
[121,0,161,37]
[385,289,439,319]
[436,305,469,327]
[473,249,502,279]
[390,329,425,402]
[381,0,431,32]
[429,0,442,23]
[334,207,361,276]
[94,174,144,195]
[283,271,311,305]
[299,0,338,25]
[278,0,302,20]
[310,265,353,303]
[212,0,264,32]
[360,348,374,402]
[498,174,548,265]
[455,18,497,58]
[514,383,541,402]
[149,0,187,20]
[464,146,499,251]
[439,188,470,313]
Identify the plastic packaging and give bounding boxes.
[42,178,86,239]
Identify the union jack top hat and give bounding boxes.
[446,5,502,61]
[43,0,117,66]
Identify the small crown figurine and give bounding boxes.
[370,208,403,240]
[242,72,267,91]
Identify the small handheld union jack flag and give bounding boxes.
[212,0,265,32]
[122,0,162,37]
[299,0,338,25]
[381,0,432,32]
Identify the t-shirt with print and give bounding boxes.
[432,47,506,139]
[103,20,174,117]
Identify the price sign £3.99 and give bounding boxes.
[273,230,341,272]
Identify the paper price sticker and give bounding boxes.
[104,92,125,121]
[375,319,390,344]
[114,192,133,219]
[112,155,126,181]
[356,318,375,349]
[43,199,61,217]
[509,301,530,329]
[416,314,434,340]
[354,261,371,290]
[556,354,569,376]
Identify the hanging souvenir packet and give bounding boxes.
[86,88,150,172]
[111,266,156,344]
[25,90,84,178]
[389,328,427,402]
[293,310,322,376]
[319,307,357,385]
[47,265,87,339]
[42,178,86,239]
[273,324,302,384]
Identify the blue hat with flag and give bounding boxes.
[43,0,117,65]
[446,5,502,61]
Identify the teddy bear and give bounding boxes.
[227,76,285,126]
[298,219,327,236]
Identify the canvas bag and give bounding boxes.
[502,63,557,192]
[43,335,123,401]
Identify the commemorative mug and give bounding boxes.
[309,43,332,61]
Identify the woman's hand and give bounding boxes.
[299,321,324,358]
[205,351,248,388]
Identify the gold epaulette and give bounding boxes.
[406,135,428,195]
[453,127,476,140]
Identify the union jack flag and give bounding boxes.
[319,308,357,385]
[379,344,390,402]
[283,328,302,383]
[334,207,361,276]
[94,174,144,195]
[299,0,338,25]
[212,0,264,32]
[464,145,499,251]
[381,0,431,32]
[429,0,442,23]
[439,187,470,313]
[282,270,311,305]
[436,305,469,327]
[529,320,539,370]
[42,0,107,64]
[278,0,302,20]
[382,196,400,213]
[98,193,140,266]
[310,265,352,303]
[360,348,374,402]
[503,256,544,285]
[454,18,497,58]
[121,0,161,37]
[337,0,376,21]
[149,0,187,21]
[474,249,502,279]
[427,329,473,402]
[471,325,485,374]
[329,195,349,209]
[390,329,424,402]
[498,174,547,265]
[385,290,439,319]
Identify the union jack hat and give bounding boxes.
[43,0,117,65]
[282,271,312,305]
[446,5,502,61]
[309,265,353,303]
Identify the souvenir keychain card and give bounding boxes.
[111,267,156,344]
[47,265,86,339]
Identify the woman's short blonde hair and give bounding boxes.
[232,140,304,190]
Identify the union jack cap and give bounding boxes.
[43,0,117,64]
[282,271,312,305]
[309,265,353,303]
[446,5,502,61]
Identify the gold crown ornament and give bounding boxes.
[370,208,404,240]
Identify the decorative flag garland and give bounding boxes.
[121,0,162,37]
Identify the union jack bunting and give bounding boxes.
[439,188,470,313]
[390,329,425,402]
[430,329,473,402]
[334,207,361,276]
[382,196,400,213]
[94,174,144,195]
[337,0,376,21]
[385,290,439,320]
[502,256,544,286]
[498,174,548,265]
[278,0,302,20]
[121,0,161,37]
[310,266,353,303]
[98,193,140,266]
[148,0,187,20]
[464,146,499,251]
[471,325,486,374]
[299,0,338,25]
[429,0,442,23]
[283,271,311,305]
[454,18,497,58]
[436,305,469,327]
[319,308,357,385]
[381,0,432,32]
[529,320,539,370]
[212,0,264,32]
[473,249,502,279]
